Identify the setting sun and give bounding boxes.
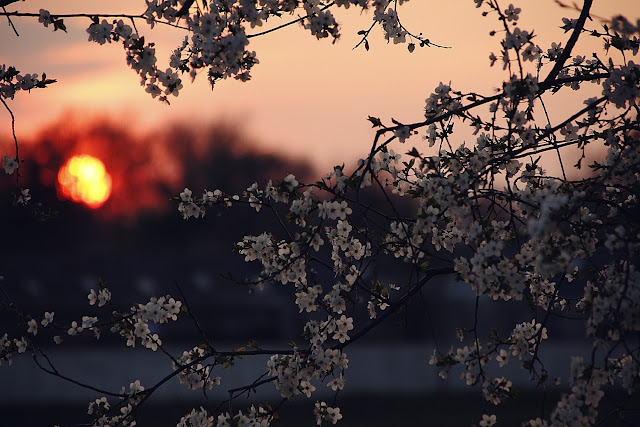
[57,154,112,208]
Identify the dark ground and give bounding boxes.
[2,391,639,427]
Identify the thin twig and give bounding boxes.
[247,1,336,39]
[2,6,18,35]
[0,11,190,30]
[174,280,216,352]
[32,351,123,398]
[0,96,20,187]
[544,0,593,84]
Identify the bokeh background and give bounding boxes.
[1,1,639,426]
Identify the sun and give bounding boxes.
[57,154,112,208]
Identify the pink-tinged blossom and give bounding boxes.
[87,20,113,45]
[394,126,411,142]
[67,321,83,336]
[327,375,345,391]
[547,41,563,60]
[2,154,18,174]
[27,319,38,336]
[15,337,27,353]
[504,4,521,22]
[314,401,343,425]
[16,74,38,91]
[480,414,497,427]
[41,312,54,327]
[38,9,53,27]
[16,188,31,205]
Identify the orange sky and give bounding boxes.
[1,0,639,174]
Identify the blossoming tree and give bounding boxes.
[2,0,640,426]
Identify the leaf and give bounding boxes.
[403,159,415,170]
[406,147,421,157]
[367,116,382,127]
[36,77,57,88]
[53,19,67,33]
[365,39,369,51]
[574,158,582,169]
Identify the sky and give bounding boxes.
[1,0,639,203]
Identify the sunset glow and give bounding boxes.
[57,154,112,208]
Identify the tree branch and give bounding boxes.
[544,0,593,84]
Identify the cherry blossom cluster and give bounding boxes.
[2,0,640,425]
[0,64,56,100]
[84,16,181,103]
[12,1,439,103]
[1,64,55,206]
[0,304,59,366]
[0,332,27,366]
[314,401,343,425]
[0,281,189,424]
[172,2,639,424]
[212,404,271,427]
[172,346,221,390]
[266,346,348,400]
[84,381,145,427]
[110,294,183,351]
[178,187,237,219]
